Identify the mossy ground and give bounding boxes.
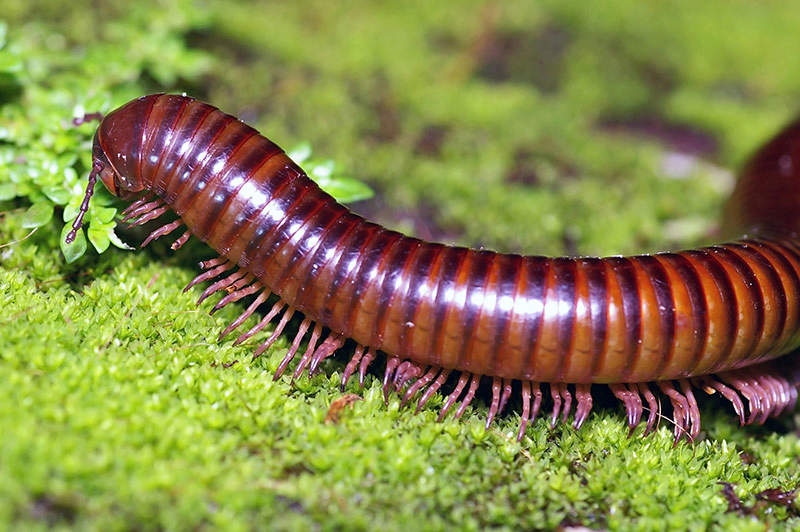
[1,1,800,530]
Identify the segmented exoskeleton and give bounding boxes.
[67,94,800,442]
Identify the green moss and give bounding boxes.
[2,0,800,529]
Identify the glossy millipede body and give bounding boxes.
[67,94,800,442]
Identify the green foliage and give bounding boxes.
[0,7,212,261]
[289,142,374,203]
[0,10,371,262]
[2,0,800,530]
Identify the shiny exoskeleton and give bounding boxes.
[67,94,800,442]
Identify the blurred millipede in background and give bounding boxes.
[66,94,800,442]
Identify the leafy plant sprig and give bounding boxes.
[0,19,374,263]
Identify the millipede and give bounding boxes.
[66,94,800,443]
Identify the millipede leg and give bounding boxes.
[141,219,183,248]
[382,357,401,402]
[121,198,163,223]
[234,300,285,346]
[358,348,376,388]
[485,376,503,429]
[517,381,532,441]
[197,270,248,305]
[573,384,593,430]
[128,204,170,226]
[695,376,745,426]
[401,366,437,405]
[636,383,659,435]
[120,194,155,218]
[559,383,573,424]
[274,318,312,380]
[530,382,542,422]
[184,260,233,292]
[210,278,258,314]
[497,378,513,417]
[219,291,269,339]
[679,379,701,441]
[549,384,563,428]
[292,322,323,380]
[392,361,422,391]
[171,230,191,250]
[341,345,366,390]
[253,308,295,358]
[435,372,466,420]
[308,334,345,376]
[454,373,481,420]
[657,381,691,444]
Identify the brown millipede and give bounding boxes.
[66,94,800,442]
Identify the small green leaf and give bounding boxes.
[93,206,117,224]
[318,177,374,203]
[21,202,54,228]
[288,142,312,164]
[42,185,71,205]
[63,203,78,222]
[60,223,87,263]
[88,224,111,253]
[310,159,335,179]
[108,229,134,250]
[0,182,16,201]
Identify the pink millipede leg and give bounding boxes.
[393,361,421,391]
[573,384,593,430]
[626,383,644,432]
[720,372,761,425]
[309,334,345,376]
[411,368,449,413]
[292,322,323,381]
[200,256,229,270]
[436,372,466,420]
[253,308,295,358]
[517,381,532,441]
[610,383,634,434]
[560,384,573,424]
[401,366,437,405]
[129,204,170,226]
[141,219,183,248]
[485,376,502,429]
[636,383,659,436]
[197,270,247,305]
[497,378,513,417]
[771,373,791,416]
[550,384,563,428]
[696,376,745,426]
[657,381,690,444]
[274,318,312,380]
[382,357,401,402]
[358,348,376,388]
[750,377,774,425]
[184,260,233,292]
[341,345,366,391]
[454,373,480,420]
[121,194,155,217]
[679,379,701,441]
[171,230,191,250]
[233,300,285,346]
[210,279,258,314]
[121,198,163,223]
[531,382,543,422]
[760,374,786,419]
[219,291,269,339]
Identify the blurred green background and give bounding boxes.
[1,1,799,530]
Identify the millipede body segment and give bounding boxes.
[67,94,800,442]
